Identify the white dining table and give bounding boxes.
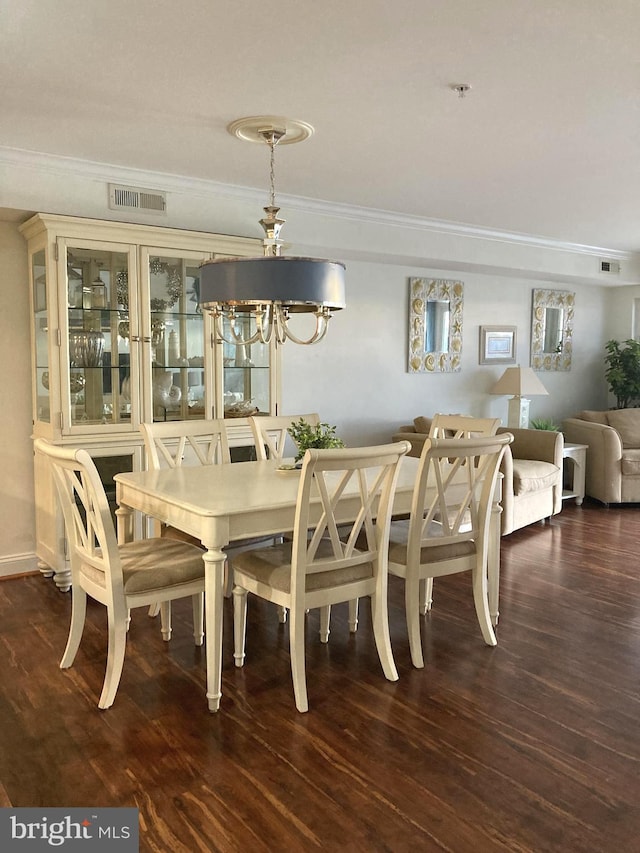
[114,455,502,712]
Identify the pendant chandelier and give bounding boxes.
[198,116,346,346]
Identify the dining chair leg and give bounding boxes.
[419,578,433,615]
[232,586,248,668]
[60,586,87,669]
[348,598,359,632]
[223,559,233,599]
[277,605,288,623]
[148,602,160,618]
[319,605,331,643]
[405,575,425,669]
[99,610,127,710]
[192,592,204,646]
[370,589,399,682]
[472,563,497,646]
[289,606,309,713]
[160,601,172,641]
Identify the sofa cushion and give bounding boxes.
[605,409,640,448]
[413,416,432,434]
[577,410,609,425]
[621,450,640,475]
[512,459,560,496]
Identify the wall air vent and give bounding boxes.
[108,184,167,215]
[599,258,621,274]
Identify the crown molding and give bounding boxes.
[0,145,636,262]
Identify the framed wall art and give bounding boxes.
[479,325,516,365]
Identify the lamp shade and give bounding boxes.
[199,256,346,313]
[490,366,549,397]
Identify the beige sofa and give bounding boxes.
[392,417,564,535]
[562,409,640,505]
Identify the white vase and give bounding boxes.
[153,371,182,409]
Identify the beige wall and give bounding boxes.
[0,222,36,574]
[280,262,610,448]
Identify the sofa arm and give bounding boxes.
[392,431,427,458]
[497,427,563,465]
[562,418,623,504]
[497,427,563,517]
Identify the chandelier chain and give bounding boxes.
[269,137,276,208]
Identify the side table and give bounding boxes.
[562,442,587,505]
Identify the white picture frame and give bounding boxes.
[479,325,516,365]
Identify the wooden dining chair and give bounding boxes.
[140,421,279,592]
[416,414,502,614]
[231,441,411,712]
[34,438,206,709]
[249,413,321,461]
[249,412,342,628]
[387,434,513,668]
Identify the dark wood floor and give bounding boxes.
[1,500,639,852]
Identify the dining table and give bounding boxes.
[114,454,503,712]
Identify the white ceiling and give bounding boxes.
[1,0,639,252]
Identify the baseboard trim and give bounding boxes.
[0,553,39,579]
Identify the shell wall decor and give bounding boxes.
[530,288,574,371]
[408,278,464,373]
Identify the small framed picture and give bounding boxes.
[479,325,517,365]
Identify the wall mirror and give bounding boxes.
[408,278,463,373]
[530,288,574,371]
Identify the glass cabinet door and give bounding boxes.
[141,250,207,423]
[31,248,51,424]
[219,313,272,418]
[62,240,136,429]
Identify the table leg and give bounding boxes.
[203,547,227,712]
[116,504,133,545]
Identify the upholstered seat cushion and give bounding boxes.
[511,459,561,496]
[80,538,205,593]
[232,540,374,592]
[387,519,476,565]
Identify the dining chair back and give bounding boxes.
[429,414,501,439]
[140,419,231,470]
[249,413,320,461]
[34,438,206,709]
[388,433,513,668]
[231,440,411,712]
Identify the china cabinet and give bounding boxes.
[21,214,281,589]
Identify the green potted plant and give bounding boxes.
[530,417,559,431]
[287,418,345,463]
[604,339,640,409]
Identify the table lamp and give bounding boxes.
[490,366,548,428]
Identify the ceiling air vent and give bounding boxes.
[599,258,620,274]
[108,184,167,215]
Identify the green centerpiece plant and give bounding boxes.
[287,418,345,463]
